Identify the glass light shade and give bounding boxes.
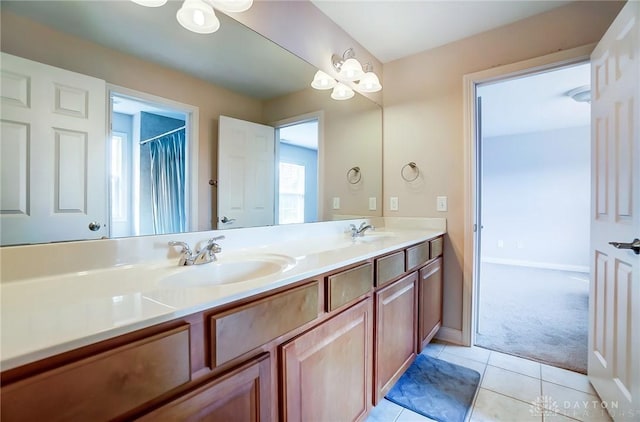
[177,0,220,34]
[339,58,364,81]
[210,0,253,12]
[331,83,355,101]
[131,0,168,7]
[311,70,337,90]
[358,71,382,92]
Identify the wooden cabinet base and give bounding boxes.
[374,272,418,403]
[418,257,443,351]
[138,354,271,421]
[281,299,373,422]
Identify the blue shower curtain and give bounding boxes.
[149,130,186,234]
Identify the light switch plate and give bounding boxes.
[369,197,377,211]
[332,197,340,209]
[390,196,399,211]
[436,196,448,212]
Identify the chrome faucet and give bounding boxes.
[349,222,375,238]
[169,236,225,266]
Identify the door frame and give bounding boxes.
[106,84,199,235]
[271,110,324,223]
[460,44,595,346]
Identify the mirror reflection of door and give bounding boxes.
[276,120,319,225]
[217,116,276,229]
[109,91,192,237]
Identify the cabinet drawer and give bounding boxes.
[430,237,443,259]
[375,251,405,287]
[1,325,191,422]
[211,282,319,367]
[327,263,373,311]
[139,354,271,421]
[406,242,430,271]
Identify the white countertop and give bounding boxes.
[0,218,445,371]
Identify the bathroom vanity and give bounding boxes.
[0,218,445,421]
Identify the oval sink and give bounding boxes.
[354,231,397,242]
[159,253,296,287]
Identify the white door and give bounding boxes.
[589,2,639,420]
[217,115,275,229]
[0,53,107,245]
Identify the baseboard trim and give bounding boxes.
[481,257,589,273]
[435,327,466,346]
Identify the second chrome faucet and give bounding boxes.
[169,236,225,266]
[349,222,375,238]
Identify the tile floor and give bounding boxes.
[366,343,612,422]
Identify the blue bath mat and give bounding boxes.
[385,354,481,422]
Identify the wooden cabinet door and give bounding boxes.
[281,299,372,422]
[138,354,271,421]
[374,272,417,403]
[418,257,443,351]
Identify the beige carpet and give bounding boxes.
[475,263,589,374]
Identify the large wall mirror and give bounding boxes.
[0,1,382,246]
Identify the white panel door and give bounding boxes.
[0,53,106,245]
[589,2,639,420]
[217,115,275,229]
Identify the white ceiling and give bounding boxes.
[279,121,319,150]
[478,62,591,138]
[311,0,573,63]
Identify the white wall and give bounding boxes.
[480,126,590,272]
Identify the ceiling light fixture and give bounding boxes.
[131,0,168,7]
[566,85,591,103]
[358,63,382,93]
[131,0,253,34]
[331,82,355,101]
[311,70,338,90]
[311,48,382,100]
[332,48,364,81]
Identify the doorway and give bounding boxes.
[473,63,591,373]
[275,117,320,225]
[109,88,197,237]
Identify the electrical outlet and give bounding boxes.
[332,197,340,210]
[390,196,399,211]
[369,197,377,211]
[436,196,448,212]
[498,240,504,248]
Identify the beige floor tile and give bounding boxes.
[541,382,612,422]
[470,388,542,422]
[395,409,438,422]
[366,399,404,422]
[488,351,541,379]
[543,411,582,421]
[443,344,491,363]
[541,364,596,395]
[421,342,445,358]
[481,365,541,403]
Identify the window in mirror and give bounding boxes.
[278,162,306,224]
[110,132,129,234]
[276,120,319,224]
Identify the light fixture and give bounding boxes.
[311,70,337,90]
[310,48,382,100]
[131,0,252,34]
[211,0,253,13]
[332,48,364,81]
[131,0,168,6]
[358,63,382,93]
[566,85,591,103]
[176,0,220,34]
[331,83,355,101]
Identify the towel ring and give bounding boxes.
[346,166,362,184]
[401,162,419,182]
